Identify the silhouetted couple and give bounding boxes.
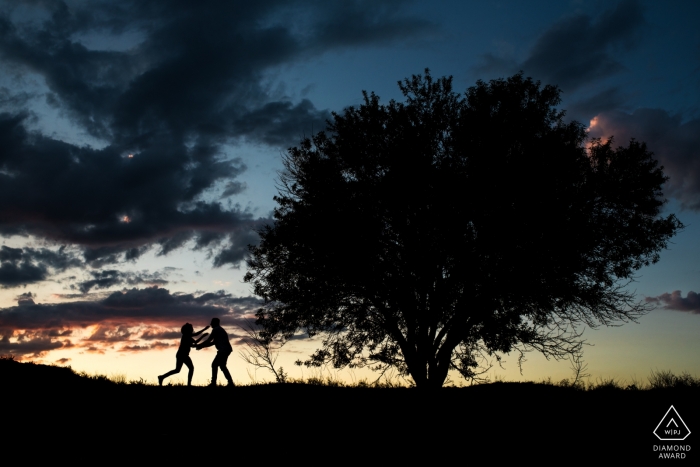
[158,317,234,387]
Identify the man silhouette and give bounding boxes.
[196,317,234,387]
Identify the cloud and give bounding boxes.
[220,181,247,199]
[0,286,261,330]
[120,341,172,352]
[212,227,263,268]
[0,258,44,287]
[567,87,628,120]
[0,0,432,147]
[51,291,112,300]
[646,290,700,314]
[140,328,180,340]
[0,0,432,268]
[76,269,169,293]
[0,286,261,356]
[16,291,35,306]
[0,113,258,265]
[587,109,700,210]
[0,331,73,358]
[470,1,695,216]
[0,245,82,287]
[476,0,645,92]
[85,325,134,343]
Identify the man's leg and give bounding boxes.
[219,352,234,386]
[210,356,219,386]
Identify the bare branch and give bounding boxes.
[238,320,288,383]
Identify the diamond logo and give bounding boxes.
[654,406,691,441]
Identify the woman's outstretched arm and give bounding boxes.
[192,326,210,337]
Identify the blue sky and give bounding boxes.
[0,0,698,385]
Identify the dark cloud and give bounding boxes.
[0,259,45,287]
[81,245,152,268]
[120,341,171,352]
[140,328,180,340]
[85,325,133,342]
[587,109,700,210]
[0,286,260,330]
[0,330,72,358]
[566,87,627,122]
[212,227,263,268]
[476,0,645,92]
[52,291,112,300]
[16,291,35,306]
[220,181,247,199]
[0,0,432,267]
[0,245,82,287]
[295,0,436,50]
[646,290,700,314]
[0,114,255,264]
[76,269,169,293]
[55,357,71,364]
[0,286,260,356]
[227,99,330,147]
[0,87,33,110]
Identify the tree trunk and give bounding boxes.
[404,348,450,388]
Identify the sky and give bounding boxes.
[0,0,699,386]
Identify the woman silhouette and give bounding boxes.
[158,323,209,386]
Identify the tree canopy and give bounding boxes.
[244,71,682,388]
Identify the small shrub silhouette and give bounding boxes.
[648,369,700,389]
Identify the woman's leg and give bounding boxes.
[159,357,184,385]
[183,356,194,386]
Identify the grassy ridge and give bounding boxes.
[3,355,697,462]
[3,355,697,390]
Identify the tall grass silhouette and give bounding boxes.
[2,354,698,390]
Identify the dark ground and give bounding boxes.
[2,358,696,463]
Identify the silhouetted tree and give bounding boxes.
[244,70,682,388]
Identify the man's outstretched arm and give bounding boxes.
[192,326,210,337]
[193,333,209,346]
[196,333,215,349]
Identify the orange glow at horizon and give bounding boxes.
[122,216,131,223]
